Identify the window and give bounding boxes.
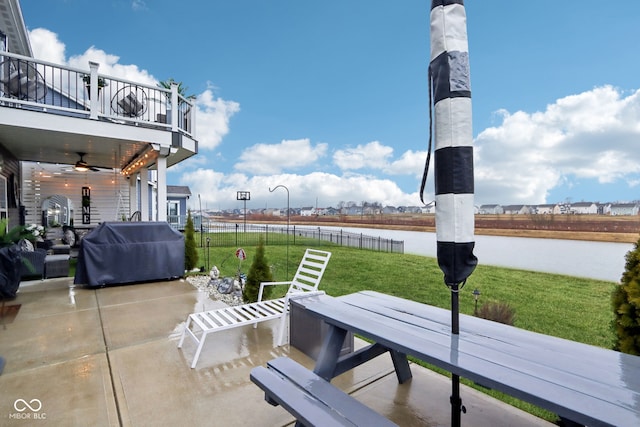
[167,201,179,225]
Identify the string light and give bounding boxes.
[121,146,158,177]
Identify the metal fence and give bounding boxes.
[195,223,404,254]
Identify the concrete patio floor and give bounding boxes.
[0,278,554,426]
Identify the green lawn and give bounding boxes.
[199,241,617,348]
[196,239,621,423]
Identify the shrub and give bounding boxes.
[477,301,516,326]
[243,236,274,303]
[612,237,640,355]
[184,210,199,271]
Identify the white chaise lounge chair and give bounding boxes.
[178,248,332,368]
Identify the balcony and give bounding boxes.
[0,50,197,171]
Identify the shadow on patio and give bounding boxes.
[0,278,552,426]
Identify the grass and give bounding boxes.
[198,240,616,348]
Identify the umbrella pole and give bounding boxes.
[451,283,462,427]
[451,283,460,334]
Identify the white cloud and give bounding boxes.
[196,88,240,150]
[65,46,157,85]
[132,0,147,11]
[332,141,427,180]
[333,140,393,170]
[181,169,420,211]
[384,149,428,177]
[235,139,328,175]
[167,153,210,174]
[474,85,640,204]
[28,28,66,64]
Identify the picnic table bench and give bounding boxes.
[251,290,640,427]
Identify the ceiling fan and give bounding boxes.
[74,152,103,172]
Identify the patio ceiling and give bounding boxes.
[0,107,194,171]
[0,123,144,169]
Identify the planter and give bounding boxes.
[85,85,103,100]
[289,298,354,360]
[0,245,22,299]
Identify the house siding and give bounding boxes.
[21,162,130,228]
[0,143,21,229]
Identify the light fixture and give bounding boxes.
[473,288,481,316]
[74,152,91,171]
[121,145,158,177]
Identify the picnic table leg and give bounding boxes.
[389,349,412,383]
[313,326,348,381]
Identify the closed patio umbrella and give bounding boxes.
[422,1,477,426]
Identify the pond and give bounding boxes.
[328,227,632,283]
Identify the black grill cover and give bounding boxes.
[74,222,185,287]
[0,245,21,298]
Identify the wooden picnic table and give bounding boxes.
[284,290,640,427]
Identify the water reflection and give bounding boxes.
[68,284,76,306]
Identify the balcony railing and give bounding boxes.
[0,51,194,136]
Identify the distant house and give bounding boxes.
[534,204,558,214]
[324,207,339,216]
[265,208,281,216]
[382,206,398,215]
[570,202,598,215]
[342,206,362,216]
[478,204,503,214]
[300,207,315,216]
[167,185,192,229]
[362,205,378,215]
[610,203,639,216]
[502,205,532,215]
[404,206,422,214]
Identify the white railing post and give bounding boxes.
[189,99,195,136]
[89,61,99,120]
[170,83,179,132]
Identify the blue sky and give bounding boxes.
[21,0,640,210]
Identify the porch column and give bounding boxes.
[156,155,167,221]
[171,83,179,132]
[129,174,138,218]
[139,167,149,221]
[88,61,100,120]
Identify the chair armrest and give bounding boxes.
[20,249,47,278]
[258,281,292,302]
